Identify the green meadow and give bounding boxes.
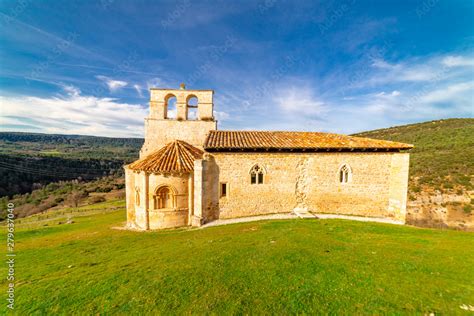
[2,201,473,314]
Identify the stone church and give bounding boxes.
[124,85,413,230]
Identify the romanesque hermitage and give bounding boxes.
[124,85,413,230]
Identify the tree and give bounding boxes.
[67,190,88,208]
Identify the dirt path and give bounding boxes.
[201,213,404,228]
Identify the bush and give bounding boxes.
[443,182,453,189]
[96,186,113,193]
[89,195,106,204]
[411,186,421,193]
[54,197,64,204]
[463,204,472,214]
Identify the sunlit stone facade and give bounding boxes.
[125,85,411,230]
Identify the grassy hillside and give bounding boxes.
[354,118,474,193]
[0,176,125,220]
[0,132,143,160]
[3,204,473,314]
[2,119,472,222]
[0,132,142,197]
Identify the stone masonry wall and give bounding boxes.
[150,88,214,120]
[124,168,191,229]
[140,87,217,158]
[125,169,147,229]
[140,119,216,157]
[212,152,410,221]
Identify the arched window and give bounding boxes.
[135,187,140,206]
[164,94,177,119]
[154,186,176,209]
[186,95,198,120]
[338,164,352,184]
[250,164,265,184]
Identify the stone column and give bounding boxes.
[150,100,166,119]
[143,172,150,230]
[124,168,133,226]
[176,102,187,120]
[192,159,204,226]
[188,173,194,226]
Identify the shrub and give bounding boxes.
[443,182,453,189]
[114,183,125,190]
[412,186,421,193]
[66,190,88,208]
[463,204,472,214]
[89,195,106,204]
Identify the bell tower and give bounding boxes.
[140,84,217,158]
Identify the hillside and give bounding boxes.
[0,132,143,197]
[0,132,143,160]
[354,118,473,229]
[354,118,474,192]
[3,206,473,314]
[1,119,473,228]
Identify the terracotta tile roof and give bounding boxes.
[204,131,413,151]
[127,140,203,173]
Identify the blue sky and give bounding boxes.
[0,0,473,137]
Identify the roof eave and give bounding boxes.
[204,147,411,153]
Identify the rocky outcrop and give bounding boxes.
[407,191,473,231]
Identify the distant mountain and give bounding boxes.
[0,132,143,197]
[0,132,143,160]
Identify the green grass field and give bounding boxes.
[2,201,473,314]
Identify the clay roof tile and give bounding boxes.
[127,140,203,173]
[204,131,413,151]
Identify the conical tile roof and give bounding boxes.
[127,140,203,173]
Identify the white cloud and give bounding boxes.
[0,87,147,137]
[133,84,144,98]
[350,80,474,121]
[374,90,400,98]
[442,55,474,67]
[366,54,474,86]
[96,75,128,92]
[214,111,230,121]
[62,85,81,97]
[418,81,474,104]
[371,59,394,69]
[146,77,165,90]
[273,86,328,116]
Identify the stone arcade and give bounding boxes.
[124,85,413,230]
